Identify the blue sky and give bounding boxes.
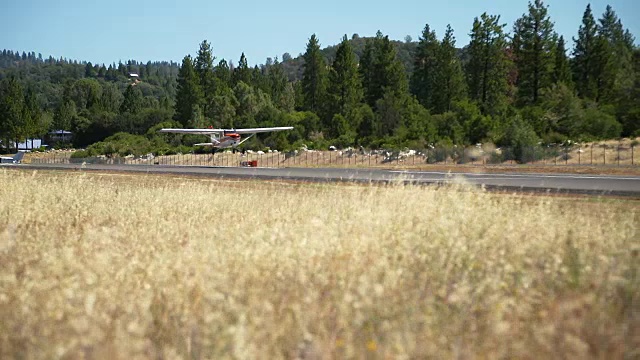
[1,0,638,66]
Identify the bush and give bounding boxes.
[70,150,90,158]
[581,107,622,139]
[502,116,541,163]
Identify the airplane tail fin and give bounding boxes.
[0,151,24,164]
[11,152,25,163]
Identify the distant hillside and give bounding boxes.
[0,50,179,111]
[0,38,427,112]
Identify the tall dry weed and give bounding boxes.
[0,169,637,358]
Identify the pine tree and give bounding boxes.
[372,31,408,100]
[195,40,217,117]
[0,77,25,148]
[359,39,376,108]
[23,87,43,138]
[327,35,362,119]
[100,82,123,113]
[248,65,268,95]
[512,0,556,105]
[53,99,76,133]
[433,24,466,113]
[268,58,290,111]
[410,24,439,110]
[232,53,251,85]
[301,34,328,114]
[215,59,231,87]
[617,48,640,136]
[596,5,634,103]
[174,55,203,127]
[120,85,144,114]
[466,13,512,115]
[572,4,598,100]
[552,36,573,86]
[359,30,409,111]
[85,62,97,78]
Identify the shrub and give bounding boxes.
[70,150,90,158]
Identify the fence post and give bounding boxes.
[591,144,593,165]
[565,147,568,165]
[603,144,606,165]
[633,145,635,165]
[532,146,536,165]
[618,144,620,166]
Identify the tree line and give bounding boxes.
[172,1,637,152]
[1,1,638,155]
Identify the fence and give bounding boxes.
[29,143,638,168]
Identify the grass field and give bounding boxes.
[0,169,638,359]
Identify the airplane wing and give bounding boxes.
[158,127,293,135]
[158,128,225,135]
[229,127,294,134]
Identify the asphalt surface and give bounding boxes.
[8,162,640,197]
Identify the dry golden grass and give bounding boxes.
[0,169,638,359]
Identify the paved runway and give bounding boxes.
[10,163,640,196]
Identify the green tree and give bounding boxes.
[268,58,291,112]
[100,82,124,113]
[174,55,203,127]
[502,115,540,163]
[617,48,640,136]
[120,85,144,115]
[84,62,96,78]
[454,99,493,144]
[209,88,237,128]
[0,77,25,148]
[375,89,404,137]
[327,35,362,124]
[359,39,376,108]
[596,5,634,104]
[410,24,439,110]
[215,59,232,87]
[512,0,556,105]
[301,34,328,114]
[572,4,598,100]
[53,99,76,132]
[66,78,102,111]
[233,82,273,128]
[195,40,217,117]
[23,87,43,139]
[373,31,409,101]
[433,25,467,114]
[552,36,573,86]
[232,53,251,85]
[466,13,512,116]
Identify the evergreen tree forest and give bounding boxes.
[1,1,638,156]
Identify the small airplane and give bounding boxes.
[0,151,25,164]
[158,126,293,152]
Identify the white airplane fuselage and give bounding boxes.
[215,134,241,148]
